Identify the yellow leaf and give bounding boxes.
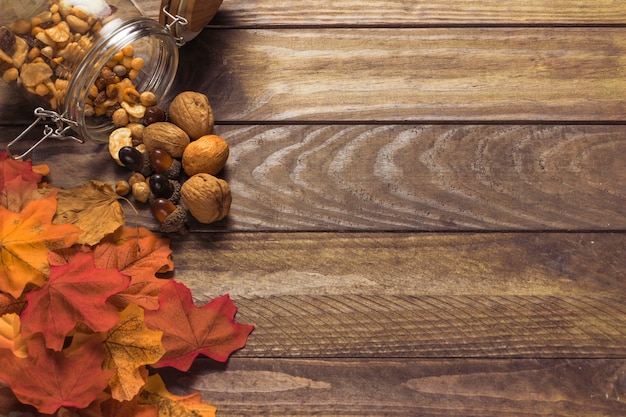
[0,195,82,297]
[53,180,125,246]
[140,374,217,417]
[102,304,165,401]
[0,313,27,358]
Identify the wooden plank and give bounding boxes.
[138,0,626,26]
[3,28,626,124]
[4,124,625,231]
[160,358,626,416]
[168,231,626,358]
[165,28,626,122]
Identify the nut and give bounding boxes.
[45,21,70,43]
[115,180,130,196]
[142,122,189,158]
[132,181,150,203]
[181,173,232,224]
[108,127,133,165]
[65,14,90,34]
[182,134,229,176]
[140,91,157,107]
[121,101,145,119]
[168,91,214,140]
[112,108,129,127]
[19,62,53,87]
[128,172,146,187]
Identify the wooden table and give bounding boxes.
[2,0,626,415]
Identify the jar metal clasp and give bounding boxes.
[6,108,83,160]
[162,5,190,47]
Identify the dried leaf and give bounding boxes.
[102,304,165,402]
[0,195,82,297]
[145,281,254,371]
[140,374,216,417]
[0,334,114,414]
[54,180,125,246]
[0,313,27,358]
[20,251,130,351]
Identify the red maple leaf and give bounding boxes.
[0,151,42,193]
[144,281,254,371]
[20,251,130,351]
[0,333,114,414]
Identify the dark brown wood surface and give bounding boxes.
[1,0,626,415]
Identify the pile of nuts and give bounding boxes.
[0,0,110,111]
[109,90,232,233]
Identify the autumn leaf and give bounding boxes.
[0,313,27,358]
[0,291,27,316]
[0,151,42,192]
[102,304,165,401]
[0,333,114,414]
[1,175,44,212]
[140,374,217,417]
[53,180,125,246]
[20,251,130,351]
[0,194,82,297]
[100,394,159,417]
[144,281,254,371]
[95,227,173,310]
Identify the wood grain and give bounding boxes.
[139,0,626,26]
[168,232,626,358]
[7,124,623,231]
[3,28,626,124]
[118,27,626,122]
[159,358,626,416]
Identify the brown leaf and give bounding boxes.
[53,180,125,246]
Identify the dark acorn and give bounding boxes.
[118,146,144,171]
[149,173,174,198]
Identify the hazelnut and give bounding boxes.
[168,91,214,140]
[142,122,189,158]
[131,181,150,203]
[115,180,130,196]
[182,134,229,176]
[181,173,231,224]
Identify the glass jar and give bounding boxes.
[1,0,219,158]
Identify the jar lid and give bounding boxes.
[159,0,223,43]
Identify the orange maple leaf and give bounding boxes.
[0,195,82,297]
[102,304,165,402]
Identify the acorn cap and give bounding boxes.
[160,204,187,233]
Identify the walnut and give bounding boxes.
[182,134,229,176]
[142,122,189,158]
[168,91,214,140]
[181,173,231,224]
